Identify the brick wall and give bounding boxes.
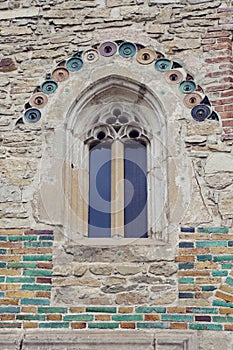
[0,227,233,331]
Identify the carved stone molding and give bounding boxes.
[0,330,197,350]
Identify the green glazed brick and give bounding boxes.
[213,316,233,323]
[0,236,7,241]
[226,277,233,286]
[21,298,50,305]
[0,263,6,268]
[187,308,218,314]
[137,322,169,329]
[0,249,7,254]
[161,315,193,322]
[197,255,212,262]
[202,286,216,291]
[63,314,93,321]
[189,324,222,331]
[213,300,233,308]
[136,307,166,313]
[16,314,46,321]
[196,241,227,248]
[0,307,20,313]
[88,323,119,329]
[6,277,35,283]
[197,227,228,234]
[214,255,233,262]
[23,269,52,277]
[39,322,69,328]
[86,307,116,313]
[39,236,54,241]
[23,255,52,262]
[0,277,4,282]
[8,235,37,241]
[38,307,68,314]
[22,284,51,291]
[222,263,232,269]
[179,277,194,284]
[228,241,233,247]
[178,263,194,270]
[0,292,4,297]
[8,262,37,268]
[212,270,228,277]
[24,242,53,248]
[112,315,143,321]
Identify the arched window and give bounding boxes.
[64,76,168,243]
[86,105,149,238]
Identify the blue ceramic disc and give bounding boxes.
[179,81,196,94]
[191,104,211,122]
[24,108,41,123]
[154,58,172,72]
[41,80,58,95]
[119,42,137,58]
[66,57,83,72]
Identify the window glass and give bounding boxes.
[88,143,111,238]
[124,142,148,238]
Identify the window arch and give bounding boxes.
[64,75,168,243]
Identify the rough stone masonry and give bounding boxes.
[0,0,233,349]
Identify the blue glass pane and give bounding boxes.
[124,142,147,238]
[88,143,111,238]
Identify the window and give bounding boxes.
[64,76,168,243]
[87,106,148,238]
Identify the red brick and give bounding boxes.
[219,63,233,70]
[37,262,53,269]
[220,90,233,97]
[144,314,160,321]
[36,277,52,284]
[203,45,232,52]
[0,315,15,321]
[71,322,86,329]
[120,322,135,329]
[219,112,233,119]
[212,96,233,105]
[205,57,233,64]
[206,84,233,93]
[202,31,231,38]
[222,120,233,127]
[206,70,233,78]
[224,324,233,331]
[215,106,224,112]
[217,37,233,44]
[224,105,233,112]
[201,38,216,44]
[220,77,233,83]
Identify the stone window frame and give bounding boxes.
[64,75,169,245]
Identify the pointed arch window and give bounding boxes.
[64,76,168,243]
[86,106,149,238]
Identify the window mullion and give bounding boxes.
[111,140,124,238]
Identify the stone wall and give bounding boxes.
[1,0,233,348]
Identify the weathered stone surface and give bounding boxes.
[89,265,113,275]
[53,277,101,287]
[73,265,87,277]
[218,188,233,218]
[0,58,17,72]
[116,292,148,304]
[115,265,141,275]
[205,173,233,189]
[149,262,178,277]
[205,153,233,173]
[0,7,39,19]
